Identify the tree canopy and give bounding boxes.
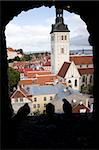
[8,67,20,92]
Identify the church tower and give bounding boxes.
[50,8,70,74]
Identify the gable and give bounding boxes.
[72,103,90,113]
[11,90,26,98]
[65,61,81,78]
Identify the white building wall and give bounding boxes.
[65,62,81,91]
[51,32,70,74]
[7,51,17,60]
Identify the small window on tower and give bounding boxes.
[51,36,54,41]
[61,48,64,53]
[61,35,63,40]
[65,35,67,40]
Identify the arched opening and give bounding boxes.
[1,1,98,149]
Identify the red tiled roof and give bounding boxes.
[11,87,32,101]
[36,74,58,85]
[57,62,71,78]
[17,68,34,73]
[19,79,34,85]
[13,61,35,66]
[78,68,94,75]
[43,61,51,66]
[7,48,15,52]
[70,56,93,65]
[25,71,51,78]
[19,74,58,85]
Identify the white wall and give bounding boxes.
[65,62,81,91]
[51,32,70,74]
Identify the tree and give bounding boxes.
[20,54,32,61]
[16,49,24,55]
[14,56,20,61]
[8,67,20,92]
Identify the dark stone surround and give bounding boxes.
[1,1,98,148]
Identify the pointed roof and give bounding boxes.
[50,8,70,33]
[11,87,32,101]
[57,62,71,78]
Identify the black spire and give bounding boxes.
[50,8,70,34]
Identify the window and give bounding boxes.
[80,109,86,113]
[33,104,36,108]
[61,48,64,53]
[37,104,40,108]
[65,35,67,40]
[75,79,77,87]
[61,35,63,40]
[44,97,46,101]
[34,97,37,102]
[15,98,18,102]
[51,36,54,41]
[50,96,53,100]
[82,76,85,82]
[44,104,46,107]
[86,64,88,67]
[20,98,23,102]
[90,75,92,83]
[80,65,82,68]
[68,80,71,83]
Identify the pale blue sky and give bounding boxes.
[5,6,92,53]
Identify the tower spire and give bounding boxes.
[56,8,63,18]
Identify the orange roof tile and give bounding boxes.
[78,68,94,75]
[70,56,93,65]
[58,62,71,78]
[19,79,34,85]
[7,48,15,52]
[26,71,51,78]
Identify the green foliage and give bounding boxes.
[20,54,32,61]
[14,56,21,61]
[8,67,20,91]
[81,84,93,94]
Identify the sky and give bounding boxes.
[5,6,92,53]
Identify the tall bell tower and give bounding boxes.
[50,8,70,74]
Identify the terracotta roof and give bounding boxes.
[17,68,34,73]
[36,74,57,85]
[25,71,51,78]
[7,48,15,52]
[13,61,35,66]
[70,56,93,65]
[19,74,58,85]
[43,61,51,66]
[11,87,32,101]
[78,68,94,75]
[58,62,71,78]
[19,79,34,85]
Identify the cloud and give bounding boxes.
[5,11,92,53]
[5,23,51,52]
